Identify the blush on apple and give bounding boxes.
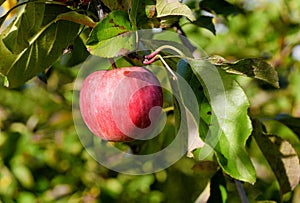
[79,66,163,142]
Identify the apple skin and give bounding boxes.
[79,67,163,142]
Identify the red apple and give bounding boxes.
[79,66,163,142]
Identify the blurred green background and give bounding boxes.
[1,0,300,202]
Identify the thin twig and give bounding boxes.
[235,180,249,203]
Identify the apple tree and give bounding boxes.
[0,0,300,202]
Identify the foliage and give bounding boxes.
[0,0,300,202]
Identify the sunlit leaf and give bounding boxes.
[2,2,45,53]
[187,58,256,183]
[252,119,300,194]
[209,56,279,88]
[156,0,196,22]
[0,3,80,88]
[86,10,132,45]
[56,11,96,28]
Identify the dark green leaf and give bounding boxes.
[101,0,129,11]
[159,16,180,28]
[200,0,242,17]
[0,0,5,5]
[252,119,300,194]
[193,15,216,35]
[129,0,139,30]
[0,15,6,28]
[86,10,132,45]
[129,0,159,29]
[209,56,279,88]
[2,2,45,54]
[275,115,300,139]
[60,37,90,67]
[0,4,80,88]
[188,59,256,183]
[177,59,194,82]
[207,170,227,203]
[156,0,196,21]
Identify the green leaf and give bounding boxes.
[209,56,279,88]
[0,0,5,5]
[275,115,300,138]
[175,59,205,157]
[60,36,90,67]
[129,0,139,30]
[252,119,300,194]
[156,0,196,22]
[188,59,256,183]
[207,170,227,202]
[87,32,136,58]
[56,11,96,28]
[129,0,159,29]
[101,0,129,11]
[200,0,242,17]
[2,2,45,54]
[0,3,80,88]
[86,10,132,45]
[193,15,216,35]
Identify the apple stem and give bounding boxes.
[110,58,117,69]
[145,45,185,60]
[143,45,184,80]
[157,55,177,80]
